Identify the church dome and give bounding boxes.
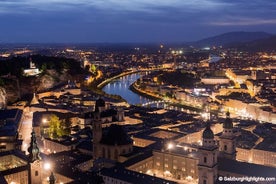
[223,111,233,129]
[203,123,214,139]
[100,124,133,146]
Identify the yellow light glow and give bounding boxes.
[167,142,174,150]
[44,162,51,170]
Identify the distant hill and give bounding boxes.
[231,35,276,51]
[194,31,273,47]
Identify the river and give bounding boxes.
[102,73,152,105]
[102,55,221,107]
[209,55,222,63]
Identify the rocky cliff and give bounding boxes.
[0,87,6,109]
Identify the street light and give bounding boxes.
[42,118,48,124]
[167,142,174,150]
[44,162,51,171]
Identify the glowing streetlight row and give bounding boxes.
[171,50,183,54]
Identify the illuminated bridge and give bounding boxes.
[141,100,170,108]
[141,100,200,114]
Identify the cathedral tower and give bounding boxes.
[219,111,236,160]
[198,123,218,184]
[93,111,102,159]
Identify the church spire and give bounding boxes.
[223,111,233,129]
[28,130,40,162]
[30,92,39,105]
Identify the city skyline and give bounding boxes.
[1,0,276,43]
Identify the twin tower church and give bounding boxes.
[198,111,236,184]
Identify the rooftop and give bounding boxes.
[100,124,133,146]
[101,166,177,184]
[0,150,28,172]
[218,157,276,177]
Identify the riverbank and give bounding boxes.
[130,80,201,112]
[129,82,160,101]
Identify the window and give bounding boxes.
[203,179,207,184]
[35,171,38,176]
[224,145,227,151]
[204,157,207,163]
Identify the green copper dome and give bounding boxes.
[27,130,40,162]
[223,111,233,129]
[203,123,214,139]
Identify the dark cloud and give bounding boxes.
[0,0,275,42]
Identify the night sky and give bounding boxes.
[1,0,276,43]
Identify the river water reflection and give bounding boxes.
[102,73,152,105]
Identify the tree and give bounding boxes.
[0,78,4,86]
[61,118,71,136]
[41,63,47,73]
[48,114,64,139]
[165,92,173,98]
[90,64,97,73]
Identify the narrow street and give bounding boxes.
[19,109,33,154]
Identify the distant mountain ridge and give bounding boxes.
[232,35,276,51]
[194,31,273,47]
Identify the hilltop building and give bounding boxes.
[23,59,40,76]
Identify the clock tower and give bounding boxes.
[28,130,42,184]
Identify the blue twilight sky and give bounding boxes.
[0,0,276,43]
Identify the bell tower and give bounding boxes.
[219,111,236,159]
[93,111,102,159]
[28,130,42,184]
[198,123,218,184]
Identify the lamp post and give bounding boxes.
[44,162,56,184]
